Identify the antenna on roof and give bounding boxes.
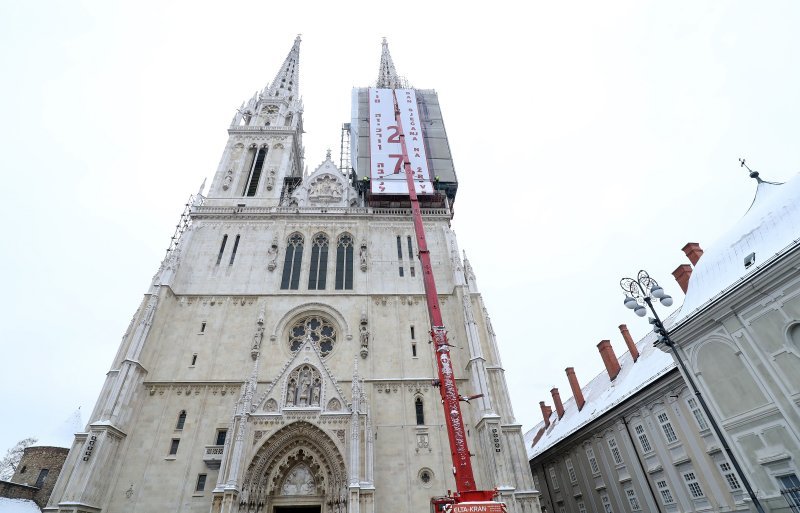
[739,157,762,182]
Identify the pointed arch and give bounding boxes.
[335,233,354,290]
[280,233,304,290]
[240,421,347,512]
[308,232,329,290]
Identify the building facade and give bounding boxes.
[527,326,751,513]
[665,171,800,512]
[526,171,800,513]
[45,39,540,513]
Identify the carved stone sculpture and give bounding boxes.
[286,380,297,406]
[222,169,233,191]
[267,238,279,271]
[360,241,368,271]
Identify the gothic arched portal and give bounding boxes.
[239,421,348,513]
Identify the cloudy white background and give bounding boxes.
[1,0,799,451]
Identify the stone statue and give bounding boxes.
[299,374,311,406]
[267,238,278,271]
[222,170,233,191]
[286,380,297,406]
[359,241,368,271]
[311,382,320,406]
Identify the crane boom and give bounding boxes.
[389,90,500,509]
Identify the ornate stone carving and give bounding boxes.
[266,168,276,191]
[359,240,368,271]
[267,237,279,271]
[251,306,266,360]
[285,364,322,408]
[359,310,369,359]
[265,399,278,412]
[222,169,234,191]
[280,464,317,495]
[308,174,344,204]
[327,398,342,411]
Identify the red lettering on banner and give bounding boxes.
[389,154,403,174]
[387,126,401,143]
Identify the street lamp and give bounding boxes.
[620,270,765,513]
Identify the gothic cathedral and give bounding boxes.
[45,38,540,513]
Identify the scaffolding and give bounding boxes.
[339,122,352,178]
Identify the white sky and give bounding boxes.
[1,0,799,451]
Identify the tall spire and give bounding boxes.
[376,37,401,89]
[263,35,301,99]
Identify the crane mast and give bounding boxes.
[389,91,503,512]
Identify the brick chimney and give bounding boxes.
[539,401,552,428]
[565,367,585,411]
[618,324,639,362]
[673,264,692,293]
[682,242,704,266]
[550,387,565,419]
[597,340,621,381]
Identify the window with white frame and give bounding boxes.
[577,501,587,513]
[608,436,624,465]
[566,457,577,483]
[657,412,679,443]
[634,424,652,453]
[686,397,709,431]
[719,461,742,491]
[549,466,559,490]
[601,493,614,513]
[586,446,600,475]
[683,471,705,498]
[657,480,675,505]
[625,488,641,511]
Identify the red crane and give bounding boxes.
[388,90,505,513]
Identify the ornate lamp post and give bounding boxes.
[620,270,765,513]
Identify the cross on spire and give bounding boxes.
[263,35,302,99]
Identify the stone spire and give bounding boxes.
[376,37,401,89]
[263,35,301,99]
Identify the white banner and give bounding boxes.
[368,88,433,195]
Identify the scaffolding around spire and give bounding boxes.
[376,38,409,89]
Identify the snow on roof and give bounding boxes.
[677,173,800,320]
[525,325,676,460]
[0,498,41,513]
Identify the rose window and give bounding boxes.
[289,315,336,356]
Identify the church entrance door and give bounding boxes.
[273,507,321,513]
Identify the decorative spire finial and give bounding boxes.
[740,158,763,183]
[326,148,332,160]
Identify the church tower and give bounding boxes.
[46,39,540,513]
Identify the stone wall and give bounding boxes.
[7,446,69,508]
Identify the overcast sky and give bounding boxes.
[1,1,799,451]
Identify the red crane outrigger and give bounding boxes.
[388,91,506,513]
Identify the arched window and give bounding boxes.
[415,397,425,425]
[242,146,267,197]
[308,233,329,290]
[285,113,293,126]
[335,233,354,290]
[280,233,304,290]
[176,410,187,430]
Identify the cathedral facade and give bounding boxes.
[45,39,540,513]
